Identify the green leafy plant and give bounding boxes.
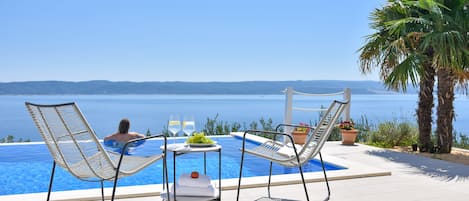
[259,117,274,131]
[146,128,151,137]
[354,115,373,143]
[0,135,30,143]
[453,132,469,149]
[327,128,342,141]
[368,120,418,148]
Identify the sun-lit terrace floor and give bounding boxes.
[3,141,469,201]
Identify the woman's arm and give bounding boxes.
[130,132,145,139]
[104,133,116,141]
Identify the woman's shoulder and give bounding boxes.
[104,133,119,140]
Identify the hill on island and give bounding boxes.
[0,80,417,95]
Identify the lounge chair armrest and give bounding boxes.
[115,134,168,174]
[242,129,294,142]
[122,133,167,152]
[126,133,166,143]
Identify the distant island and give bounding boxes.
[0,80,417,95]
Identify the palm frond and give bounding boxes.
[384,53,422,91]
[423,30,468,69]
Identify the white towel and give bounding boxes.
[167,144,191,152]
[178,173,211,187]
[277,143,303,157]
[169,183,216,197]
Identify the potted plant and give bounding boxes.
[339,120,358,145]
[291,123,310,145]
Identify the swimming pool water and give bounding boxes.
[0,136,344,195]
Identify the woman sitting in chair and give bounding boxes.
[104,118,145,153]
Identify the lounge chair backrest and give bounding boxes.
[296,100,348,164]
[25,102,115,180]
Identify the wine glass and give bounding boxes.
[182,115,196,136]
[168,114,181,144]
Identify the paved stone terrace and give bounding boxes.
[124,141,469,201]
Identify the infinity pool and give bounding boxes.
[0,136,344,195]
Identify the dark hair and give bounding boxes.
[118,118,130,134]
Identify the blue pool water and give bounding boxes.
[0,136,344,195]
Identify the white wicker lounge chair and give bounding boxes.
[236,100,349,201]
[25,102,169,201]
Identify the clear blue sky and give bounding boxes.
[1,0,386,82]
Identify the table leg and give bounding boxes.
[162,152,165,191]
[204,152,207,174]
[173,152,176,201]
[219,150,221,200]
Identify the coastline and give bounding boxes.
[1,94,468,142]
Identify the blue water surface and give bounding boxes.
[1,94,469,142]
[0,136,344,195]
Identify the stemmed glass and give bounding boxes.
[182,115,196,136]
[168,114,181,144]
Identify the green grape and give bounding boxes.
[186,132,214,144]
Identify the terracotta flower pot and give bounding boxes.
[341,129,358,145]
[292,131,308,145]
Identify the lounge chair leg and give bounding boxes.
[111,163,125,201]
[236,145,246,201]
[111,177,118,201]
[47,161,56,201]
[298,164,310,201]
[112,163,123,201]
[112,147,129,201]
[294,148,309,201]
[164,153,171,201]
[100,180,104,201]
[319,152,331,199]
[268,161,273,198]
[158,152,171,201]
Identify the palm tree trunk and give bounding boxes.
[417,62,435,152]
[436,68,455,153]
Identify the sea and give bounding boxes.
[1,94,468,142]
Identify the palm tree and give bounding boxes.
[359,0,435,151]
[360,0,469,153]
[423,0,469,153]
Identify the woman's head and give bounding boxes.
[118,118,130,134]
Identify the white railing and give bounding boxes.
[283,87,351,125]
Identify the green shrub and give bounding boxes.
[259,117,274,131]
[249,121,258,130]
[354,115,373,143]
[453,132,469,149]
[328,128,342,141]
[0,135,30,143]
[368,120,418,148]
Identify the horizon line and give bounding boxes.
[0,79,383,83]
